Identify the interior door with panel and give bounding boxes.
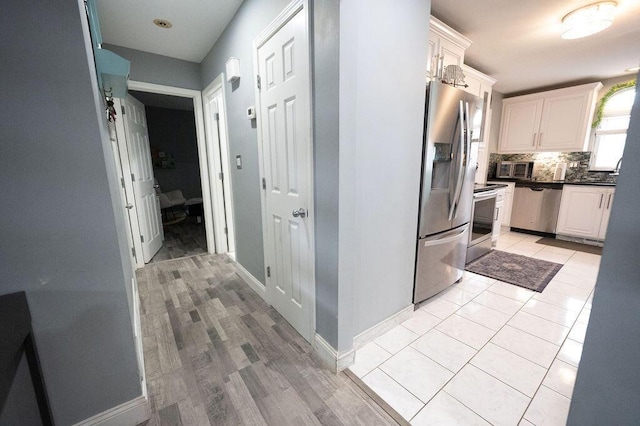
[257,6,314,342]
[123,94,163,263]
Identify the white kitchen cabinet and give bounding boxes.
[464,65,496,183]
[488,181,515,227]
[556,185,615,240]
[427,17,471,80]
[498,82,602,153]
[492,187,506,244]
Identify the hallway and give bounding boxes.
[136,253,395,425]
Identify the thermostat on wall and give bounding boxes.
[247,106,256,119]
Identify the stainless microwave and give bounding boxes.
[496,161,534,179]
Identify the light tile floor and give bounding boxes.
[349,231,599,426]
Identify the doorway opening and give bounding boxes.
[111,81,235,268]
[129,90,208,263]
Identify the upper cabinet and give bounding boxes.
[427,17,471,78]
[498,82,603,153]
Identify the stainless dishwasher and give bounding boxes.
[510,184,563,233]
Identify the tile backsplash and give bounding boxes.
[488,152,617,183]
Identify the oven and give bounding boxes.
[467,189,497,263]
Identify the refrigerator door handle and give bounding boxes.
[450,101,469,220]
[421,226,468,247]
[449,100,466,221]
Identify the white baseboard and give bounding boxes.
[235,262,267,301]
[352,304,415,350]
[314,333,355,373]
[73,396,149,426]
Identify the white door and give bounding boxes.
[203,91,236,254]
[123,94,163,263]
[257,7,314,342]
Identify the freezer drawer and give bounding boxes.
[414,224,469,304]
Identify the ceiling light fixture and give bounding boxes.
[153,19,173,29]
[561,1,617,39]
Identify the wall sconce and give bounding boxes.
[226,57,241,82]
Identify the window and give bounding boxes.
[591,85,636,170]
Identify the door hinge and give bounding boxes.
[121,105,126,115]
[256,75,261,90]
[224,227,228,235]
[219,172,223,180]
[214,112,220,121]
[121,177,125,188]
[131,247,136,258]
[262,177,266,190]
[266,266,270,277]
[140,235,144,243]
[131,173,136,182]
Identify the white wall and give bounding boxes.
[339,0,431,336]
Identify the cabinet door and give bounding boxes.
[556,186,605,239]
[538,92,591,151]
[499,99,544,153]
[598,189,615,240]
[426,34,438,79]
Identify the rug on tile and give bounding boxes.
[534,237,603,255]
[465,250,562,292]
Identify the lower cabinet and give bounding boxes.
[492,187,506,244]
[556,185,615,240]
[487,181,515,227]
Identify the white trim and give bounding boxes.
[314,334,356,373]
[127,80,217,256]
[352,305,415,350]
[202,74,236,254]
[73,396,149,426]
[131,276,147,398]
[254,0,304,48]
[253,0,316,343]
[235,261,268,301]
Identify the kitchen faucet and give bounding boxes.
[611,157,623,176]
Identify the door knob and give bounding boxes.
[292,208,307,218]
[125,204,134,210]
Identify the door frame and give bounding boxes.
[252,0,316,341]
[203,74,237,256]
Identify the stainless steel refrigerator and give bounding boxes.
[414,81,483,304]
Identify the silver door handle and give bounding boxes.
[292,208,306,218]
[153,184,160,189]
[125,204,134,210]
[598,193,604,208]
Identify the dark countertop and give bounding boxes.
[474,183,507,193]
[487,178,616,188]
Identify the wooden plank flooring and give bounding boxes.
[137,253,397,425]
[150,219,207,263]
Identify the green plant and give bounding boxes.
[592,79,637,128]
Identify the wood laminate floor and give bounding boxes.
[150,218,208,264]
[136,253,397,425]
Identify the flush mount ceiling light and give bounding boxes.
[561,1,617,39]
[153,19,173,29]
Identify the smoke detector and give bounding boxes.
[153,19,173,29]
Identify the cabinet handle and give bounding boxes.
[532,133,537,147]
[495,207,500,221]
[606,193,612,209]
[538,132,543,146]
[598,193,604,208]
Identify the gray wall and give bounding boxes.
[104,43,201,90]
[0,1,141,424]
[199,0,291,283]
[339,0,431,336]
[312,0,343,349]
[144,106,202,199]
[568,79,640,424]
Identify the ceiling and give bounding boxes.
[97,0,243,63]
[97,0,640,94]
[431,0,640,94]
